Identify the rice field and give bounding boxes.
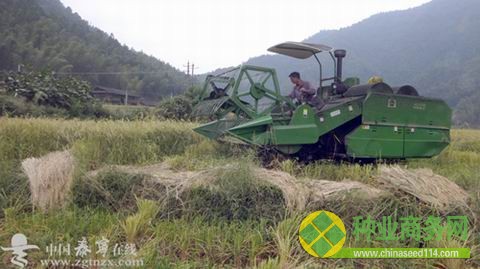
[0,117,479,268]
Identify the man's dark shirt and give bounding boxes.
[288,81,316,103]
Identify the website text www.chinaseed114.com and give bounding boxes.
[345,248,469,259]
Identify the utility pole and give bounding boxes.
[191,63,199,76]
[183,61,190,76]
[183,61,199,76]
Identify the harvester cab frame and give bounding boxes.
[267,41,351,100]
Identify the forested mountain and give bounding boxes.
[244,0,480,127]
[0,0,193,100]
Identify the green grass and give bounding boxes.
[279,159,377,183]
[71,170,152,212]
[166,140,252,170]
[179,162,286,222]
[0,118,479,268]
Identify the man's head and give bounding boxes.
[289,72,302,85]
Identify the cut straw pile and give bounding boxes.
[253,168,386,210]
[106,163,469,213]
[101,163,385,211]
[22,150,75,212]
[376,165,470,212]
[22,151,471,214]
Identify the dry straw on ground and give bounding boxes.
[253,168,386,210]
[22,151,471,214]
[87,163,472,214]
[97,163,384,210]
[22,150,75,212]
[376,165,470,212]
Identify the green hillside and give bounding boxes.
[0,0,194,100]
[246,0,480,127]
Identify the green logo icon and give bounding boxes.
[299,210,346,258]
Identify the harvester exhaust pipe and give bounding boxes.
[334,49,346,82]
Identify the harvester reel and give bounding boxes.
[232,67,282,118]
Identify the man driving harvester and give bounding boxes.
[288,71,324,108]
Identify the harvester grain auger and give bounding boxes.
[192,42,452,161]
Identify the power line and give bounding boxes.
[53,71,167,75]
[12,64,193,76]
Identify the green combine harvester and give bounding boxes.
[192,42,451,161]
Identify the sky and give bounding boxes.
[60,0,431,73]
